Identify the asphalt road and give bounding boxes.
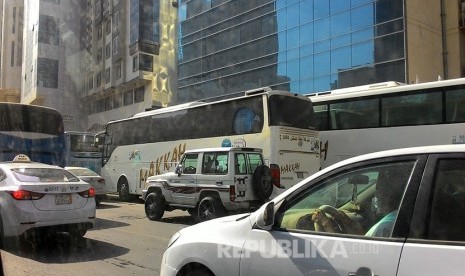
[0,196,194,276]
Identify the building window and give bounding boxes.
[115,61,122,80]
[134,86,144,103]
[37,58,59,88]
[104,97,112,111]
[38,15,59,45]
[96,72,102,87]
[139,54,153,72]
[97,26,102,39]
[88,75,94,89]
[112,36,119,55]
[11,42,15,66]
[12,7,16,33]
[123,91,133,105]
[114,93,122,108]
[106,43,111,59]
[105,67,111,83]
[105,19,111,35]
[133,55,139,72]
[96,99,105,113]
[97,47,102,62]
[113,10,120,27]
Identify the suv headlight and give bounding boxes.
[167,232,181,248]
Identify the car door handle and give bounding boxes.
[216,181,223,185]
[348,267,376,276]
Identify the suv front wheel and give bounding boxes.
[198,196,225,222]
[145,192,165,221]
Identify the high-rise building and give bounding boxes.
[21,0,87,130]
[176,0,465,103]
[0,0,24,101]
[85,0,178,132]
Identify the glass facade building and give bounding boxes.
[177,0,405,103]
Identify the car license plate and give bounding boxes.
[56,194,72,205]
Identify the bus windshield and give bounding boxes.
[70,133,100,152]
[0,103,65,166]
[0,104,63,136]
[268,94,315,129]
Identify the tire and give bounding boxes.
[197,196,225,222]
[118,179,132,202]
[145,192,165,221]
[252,165,273,201]
[181,266,214,276]
[187,208,198,219]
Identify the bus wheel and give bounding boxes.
[118,179,131,202]
[252,165,273,201]
[198,196,225,222]
[145,192,165,221]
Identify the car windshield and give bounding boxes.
[11,168,80,183]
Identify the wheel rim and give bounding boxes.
[261,174,272,192]
[146,198,156,215]
[120,182,129,200]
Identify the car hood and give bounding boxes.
[175,213,253,248]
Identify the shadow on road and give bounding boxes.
[91,217,130,231]
[2,233,129,264]
[161,215,196,226]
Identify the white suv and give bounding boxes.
[142,147,274,222]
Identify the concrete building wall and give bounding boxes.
[0,0,23,93]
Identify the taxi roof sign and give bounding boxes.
[13,154,31,162]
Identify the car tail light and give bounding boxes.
[229,186,236,202]
[270,164,282,188]
[78,187,96,198]
[8,190,45,200]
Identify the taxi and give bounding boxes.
[0,155,96,243]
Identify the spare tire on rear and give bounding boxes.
[252,165,273,201]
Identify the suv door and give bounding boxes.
[240,155,427,275]
[170,153,199,206]
[397,154,465,276]
[198,151,231,204]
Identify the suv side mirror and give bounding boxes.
[175,164,183,176]
[255,201,274,231]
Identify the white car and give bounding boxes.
[161,145,465,276]
[65,166,107,206]
[0,155,96,242]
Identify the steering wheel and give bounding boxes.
[312,205,365,235]
[311,205,346,233]
[184,166,196,174]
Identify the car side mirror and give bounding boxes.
[348,174,369,185]
[255,201,274,231]
[175,164,183,177]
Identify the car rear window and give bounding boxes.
[11,168,80,183]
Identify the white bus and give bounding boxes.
[308,78,465,168]
[64,131,102,173]
[100,88,320,201]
